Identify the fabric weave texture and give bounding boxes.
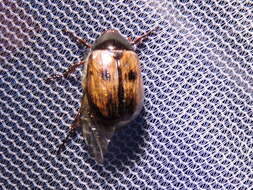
[0,0,253,189]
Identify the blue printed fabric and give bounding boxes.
[0,0,252,189]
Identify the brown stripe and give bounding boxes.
[117,59,125,115]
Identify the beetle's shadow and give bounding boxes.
[103,108,148,169]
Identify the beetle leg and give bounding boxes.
[131,27,159,45]
[44,61,85,83]
[128,37,133,42]
[63,29,92,48]
[56,109,81,155]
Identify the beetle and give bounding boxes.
[45,27,158,163]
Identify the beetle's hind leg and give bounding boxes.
[56,109,81,155]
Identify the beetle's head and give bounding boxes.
[92,29,133,51]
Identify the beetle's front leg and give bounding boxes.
[130,27,160,45]
[56,108,82,155]
[63,29,92,48]
[44,61,85,83]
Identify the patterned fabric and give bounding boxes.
[1,0,252,189]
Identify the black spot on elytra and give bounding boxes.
[128,70,137,81]
[101,70,111,80]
